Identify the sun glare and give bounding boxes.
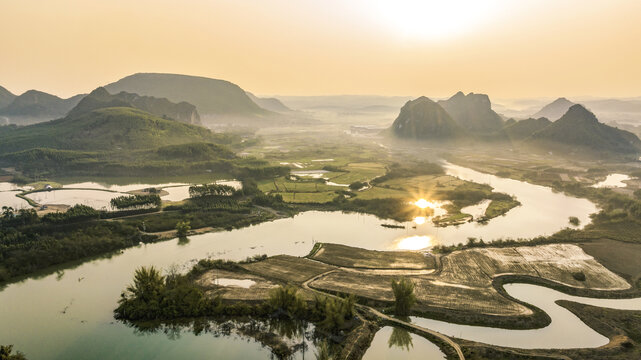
[414,198,437,209]
[413,216,426,225]
[375,0,502,40]
[396,235,432,250]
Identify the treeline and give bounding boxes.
[110,194,161,210]
[115,265,357,336]
[188,184,236,197]
[0,207,155,282]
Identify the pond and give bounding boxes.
[25,189,127,210]
[591,174,630,188]
[0,164,605,358]
[0,190,31,209]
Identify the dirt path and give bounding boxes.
[302,269,465,360]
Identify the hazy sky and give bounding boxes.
[1,0,640,98]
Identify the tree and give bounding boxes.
[176,221,191,238]
[0,345,27,360]
[268,285,306,317]
[388,327,413,351]
[115,266,165,319]
[391,277,416,316]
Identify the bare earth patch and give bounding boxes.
[241,255,336,284]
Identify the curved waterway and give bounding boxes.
[411,283,641,349]
[0,165,605,358]
[363,326,446,359]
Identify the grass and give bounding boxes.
[484,198,521,219]
[278,191,337,203]
[309,243,436,270]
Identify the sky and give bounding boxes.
[1,0,640,99]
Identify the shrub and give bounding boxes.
[391,278,416,316]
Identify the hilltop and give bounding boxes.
[0,90,84,124]
[391,96,465,139]
[527,104,641,154]
[69,87,201,125]
[532,97,575,120]
[438,91,503,133]
[104,73,267,116]
[0,85,15,108]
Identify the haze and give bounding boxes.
[1,0,640,98]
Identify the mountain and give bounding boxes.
[0,85,15,109]
[527,104,641,154]
[391,97,464,140]
[0,107,218,154]
[437,92,503,133]
[532,97,575,120]
[104,73,267,116]
[68,87,201,125]
[502,117,552,141]
[246,92,291,112]
[0,90,84,124]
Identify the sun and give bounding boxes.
[414,198,438,209]
[374,0,502,40]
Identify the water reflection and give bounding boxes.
[119,317,319,359]
[413,216,426,225]
[387,326,413,351]
[395,235,431,250]
[363,326,446,360]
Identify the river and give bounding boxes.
[0,165,615,359]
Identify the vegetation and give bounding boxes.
[110,194,161,210]
[569,216,581,226]
[175,221,191,238]
[115,266,209,320]
[348,181,367,190]
[0,208,154,282]
[391,278,416,316]
[188,184,236,198]
[0,345,27,360]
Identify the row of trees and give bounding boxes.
[110,194,161,210]
[188,184,236,198]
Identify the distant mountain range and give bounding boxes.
[246,92,291,112]
[526,104,641,154]
[0,90,84,124]
[531,97,575,120]
[69,87,201,125]
[391,96,464,139]
[391,93,641,156]
[104,73,268,116]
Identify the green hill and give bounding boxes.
[0,85,15,108]
[0,107,218,154]
[391,96,465,140]
[438,91,503,133]
[69,87,201,125]
[104,73,267,116]
[0,90,84,121]
[527,104,641,154]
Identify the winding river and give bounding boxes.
[0,165,624,359]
